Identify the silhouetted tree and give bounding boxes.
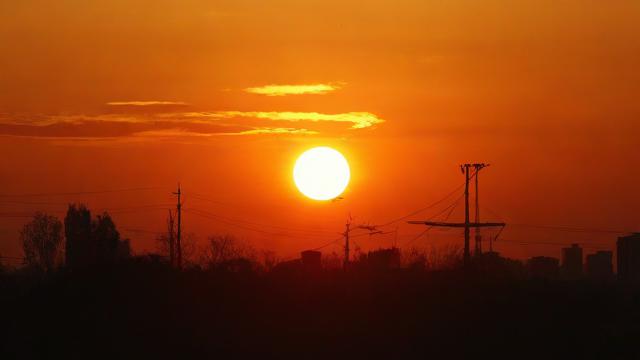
[259,250,281,271]
[92,212,120,265]
[155,211,176,265]
[403,247,428,270]
[180,232,197,267]
[404,244,463,271]
[425,244,463,270]
[65,204,129,268]
[157,231,196,267]
[21,212,63,272]
[116,238,131,260]
[200,234,256,270]
[64,204,92,268]
[322,251,342,270]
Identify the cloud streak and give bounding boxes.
[244,83,342,96]
[175,111,384,129]
[131,127,318,138]
[0,107,383,143]
[106,101,188,106]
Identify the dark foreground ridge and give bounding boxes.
[2,259,640,359]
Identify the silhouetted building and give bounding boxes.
[561,244,583,279]
[527,256,559,279]
[273,251,323,274]
[585,251,613,281]
[617,233,640,282]
[301,250,322,271]
[365,248,401,270]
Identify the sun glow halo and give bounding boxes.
[293,147,350,201]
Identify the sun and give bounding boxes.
[293,147,350,201]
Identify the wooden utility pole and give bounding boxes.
[168,210,175,266]
[473,164,486,255]
[343,219,351,270]
[173,184,182,269]
[463,164,470,264]
[408,163,505,268]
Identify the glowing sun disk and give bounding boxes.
[293,147,350,201]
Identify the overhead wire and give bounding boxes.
[184,208,334,240]
[184,205,337,236]
[497,238,611,250]
[0,187,162,198]
[508,223,634,235]
[378,170,477,227]
[403,193,463,247]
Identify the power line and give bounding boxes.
[122,228,164,235]
[0,187,162,198]
[0,204,172,216]
[311,237,343,251]
[497,238,611,250]
[184,208,330,240]
[187,193,234,207]
[187,194,338,235]
[185,206,338,236]
[403,194,462,247]
[508,223,634,235]
[379,170,478,227]
[376,183,463,227]
[0,200,68,206]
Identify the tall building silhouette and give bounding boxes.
[561,244,583,280]
[617,233,640,282]
[586,251,613,281]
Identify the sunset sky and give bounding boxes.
[1,0,638,261]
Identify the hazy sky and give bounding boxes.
[1,1,638,260]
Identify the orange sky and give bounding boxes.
[1,1,639,261]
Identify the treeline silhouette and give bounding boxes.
[1,206,640,358]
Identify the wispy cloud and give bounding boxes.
[106,101,188,106]
[0,107,383,143]
[230,127,318,136]
[244,83,343,96]
[174,111,384,129]
[131,127,317,138]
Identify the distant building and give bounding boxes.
[561,244,583,280]
[586,251,613,281]
[527,256,559,279]
[617,233,640,282]
[365,248,401,270]
[273,250,323,274]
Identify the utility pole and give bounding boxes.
[167,210,175,267]
[408,163,504,269]
[343,218,351,270]
[463,164,470,264]
[473,163,486,255]
[173,184,182,269]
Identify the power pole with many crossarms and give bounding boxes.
[408,163,505,268]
